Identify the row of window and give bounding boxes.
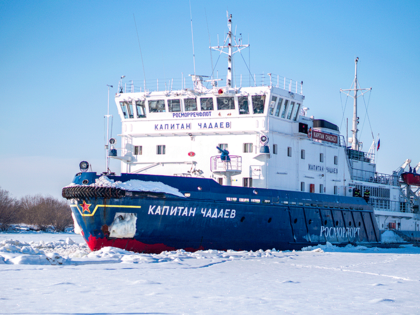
[134,145,165,155]
[287,148,338,164]
[269,95,301,121]
[135,143,255,156]
[134,143,338,164]
[120,95,266,119]
[300,182,338,195]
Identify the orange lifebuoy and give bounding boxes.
[218,88,223,95]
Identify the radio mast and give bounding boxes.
[340,57,372,151]
[210,12,249,89]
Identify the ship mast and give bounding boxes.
[227,13,232,88]
[210,12,249,89]
[340,57,372,151]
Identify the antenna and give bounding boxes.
[210,12,249,89]
[340,57,372,151]
[189,0,196,76]
[105,84,113,172]
[133,14,147,85]
[205,8,214,80]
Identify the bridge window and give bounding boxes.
[287,102,295,119]
[200,97,213,110]
[168,99,181,112]
[334,186,338,195]
[275,98,283,117]
[238,96,249,115]
[184,98,197,111]
[157,145,166,155]
[135,100,146,118]
[293,103,301,121]
[301,150,305,159]
[243,143,253,153]
[273,144,278,154]
[269,96,278,115]
[287,147,292,157]
[319,184,324,194]
[127,101,134,118]
[252,95,265,114]
[301,182,305,192]
[120,102,128,119]
[149,100,166,113]
[334,155,338,165]
[281,100,289,118]
[243,178,252,187]
[134,146,142,155]
[320,153,324,162]
[217,97,235,110]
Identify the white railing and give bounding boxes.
[210,155,242,173]
[118,74,302,94]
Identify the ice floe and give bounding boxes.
[380,230,406,243]
[1,236,420,266]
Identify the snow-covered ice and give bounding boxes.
[67,175,185,197]
[381,230,406,243]
[1,232,420,314]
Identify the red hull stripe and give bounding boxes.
[87,235,204,254]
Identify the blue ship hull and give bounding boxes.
[63,172,381,253]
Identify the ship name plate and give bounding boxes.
[312,130,338,144]
[320,226,360,238]
[148,205,236,219]
[154,121,231,131]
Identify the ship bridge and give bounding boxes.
[111,70,314,187]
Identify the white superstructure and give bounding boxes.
[109,13,420,236]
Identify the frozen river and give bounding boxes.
[1,232,420,314]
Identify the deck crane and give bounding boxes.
[413,162,420,174]
[394,159,412,178]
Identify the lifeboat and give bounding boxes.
[401,172,420,186]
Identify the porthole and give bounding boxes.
[268,218,272,223]
[82,179,89,185]
[308,219,312,224]
[349,221,352,226]
[358,222,361,226]
[335,221,338,226]
[294,218,298,224]
[324,220,327,225]
[240,217,245,222]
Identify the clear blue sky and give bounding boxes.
[1,0,419,199]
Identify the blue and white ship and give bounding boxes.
[63,13,420,253]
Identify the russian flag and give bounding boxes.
[377,139,380,151]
